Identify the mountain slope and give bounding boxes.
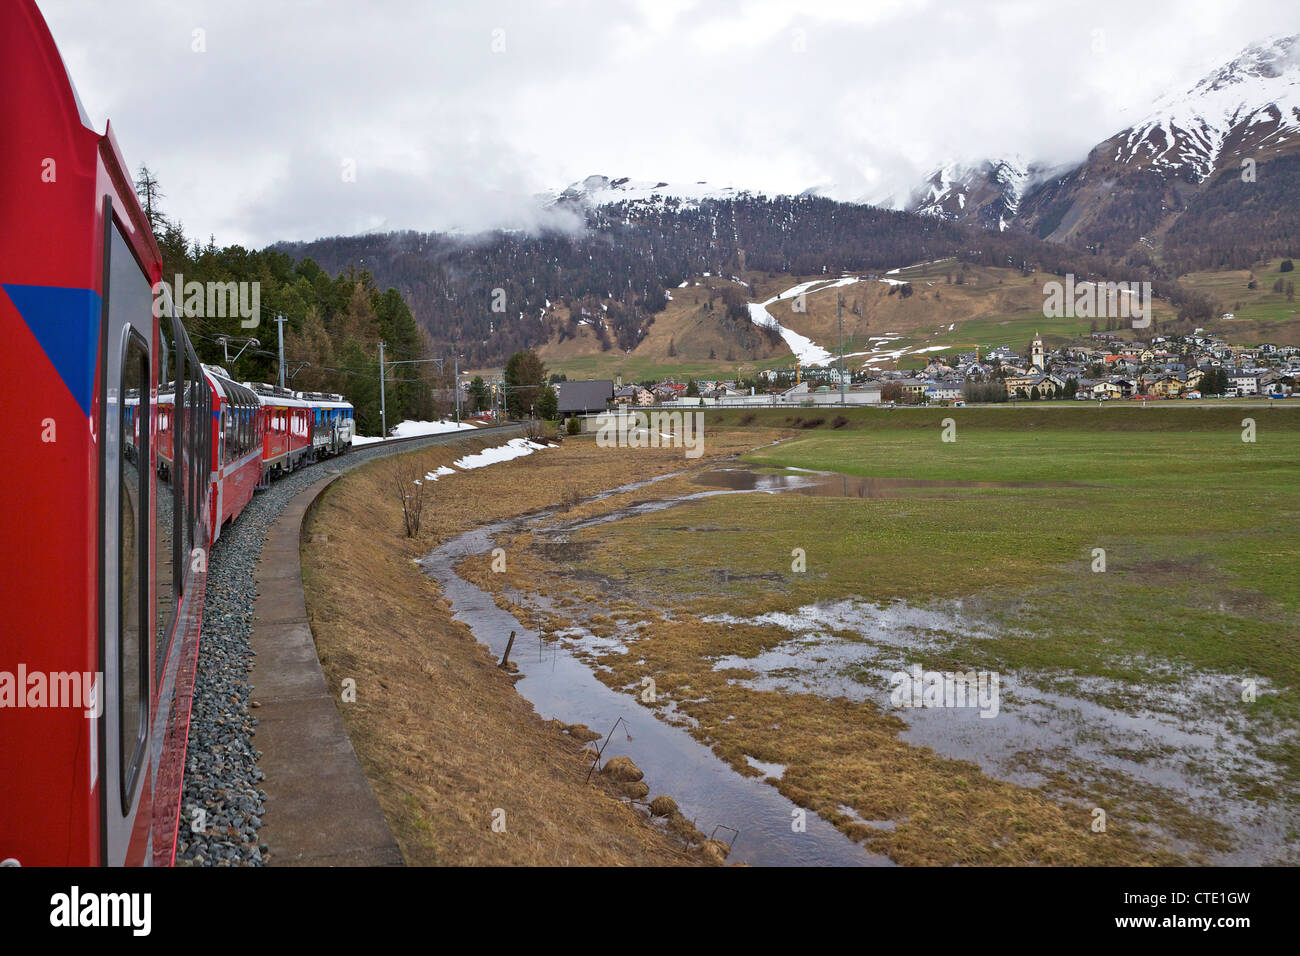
[1115,34,1300,183]
[910,157,1039,231]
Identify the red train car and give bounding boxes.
[251,383,313,480]
[0,0,213,865]
[204,366,263,541]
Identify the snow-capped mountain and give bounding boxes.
[549,174,744,210]
[908,34,1300,254]
[1114,34,1300,182]
[909,157,1038,230]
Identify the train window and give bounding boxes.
[119,330,150,802]
[191,362,205,543]
[192,364,208,537]
[220,380,236,464]
[155,319,178,683]
[183,367,196,560]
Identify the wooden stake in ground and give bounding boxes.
[499,630,516,669]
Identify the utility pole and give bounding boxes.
[454,353,460,424]
[378,340,387,438]
[275,314,287,389]
[215,334,259,375]
[837,293,846,405]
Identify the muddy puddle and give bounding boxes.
[418,481,893,867]
[691,466,1091,498]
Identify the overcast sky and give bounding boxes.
[39,0,1298,248]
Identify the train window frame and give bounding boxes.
[154,307,181,686]
[186,353,202,547]
[118,327,151,807]
[220,380,236,463]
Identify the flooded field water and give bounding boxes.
[691,466,1093,497]
[704,599,1295,865]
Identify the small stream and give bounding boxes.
[418,476,893,867]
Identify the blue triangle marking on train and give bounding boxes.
[2,283,101,417]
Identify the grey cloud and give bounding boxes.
[37,0,1300,245]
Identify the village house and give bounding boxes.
[1226,369,1260,395]
[1148,375,1184,398]
[556,379,615,415]
[613,384,654,406]
[923,381,964,402]
[1004,370,1062,399]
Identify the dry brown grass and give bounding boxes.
[300,429,778,865]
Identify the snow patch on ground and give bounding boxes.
[452,438,552,471]
[352,420,479,446]
[748,302,833,366]
[747,276,872,367]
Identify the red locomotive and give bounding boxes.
[0,0,355,866]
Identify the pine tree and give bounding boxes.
[134,164,165,232]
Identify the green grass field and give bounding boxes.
[665,408,1297,697]
[736,409,1299,694]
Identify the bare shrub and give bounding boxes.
[386,457,427,537]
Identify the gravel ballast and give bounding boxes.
[174,427,516,866]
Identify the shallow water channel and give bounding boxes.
[691,467,1091,497]
[418,474,893,866]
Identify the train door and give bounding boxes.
[99,204,155,866]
